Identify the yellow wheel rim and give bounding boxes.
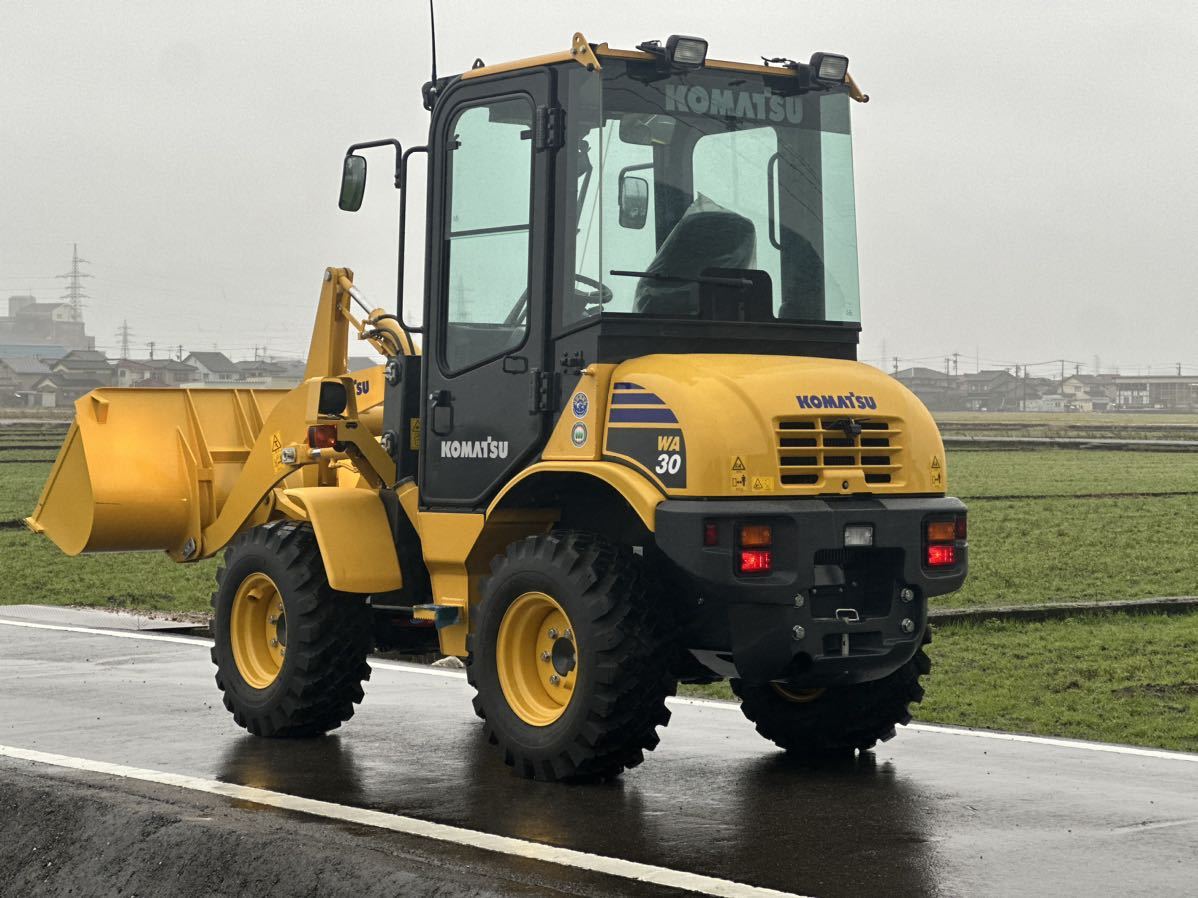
[773,684,826,704]
[496,591,579,727]
[230,572,286,690]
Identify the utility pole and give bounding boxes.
[952,352,960,375]
[56,243,92,322]
[147,341,156,360]
[176,345,183,361]
[1178,363,1183,376]
[892,356,899,375]
[116,320,133,358]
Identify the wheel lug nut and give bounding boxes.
[540,651,550,662]
[549,675,560,685]
[901,618,916,634]
[547,628,558,639]
[563,629,572,640]
[270,638,279,647]
[269,615,279,624]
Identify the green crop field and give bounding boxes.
[949,449,1198,498]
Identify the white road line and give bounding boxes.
[903,723,1198,763]
[3,616,1197,764]
[0,618,214,647]
[0,743,808,898]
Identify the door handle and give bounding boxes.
[429,390,454,436]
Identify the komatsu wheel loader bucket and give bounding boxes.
[26,387,288,557]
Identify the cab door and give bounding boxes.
[420,69,555,508]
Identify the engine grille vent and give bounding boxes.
[776,417,903,488]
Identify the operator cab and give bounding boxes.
[345,36,868,508]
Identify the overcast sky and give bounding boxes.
[2,1,1196,375]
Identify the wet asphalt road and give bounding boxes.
[1,620,1196,898]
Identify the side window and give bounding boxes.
[443,98,534,373]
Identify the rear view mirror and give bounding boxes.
[338,154,367,211]
[618,175,649,229]
[619,113,677,146]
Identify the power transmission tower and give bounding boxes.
[56,243,92,322]
[147,341,156,360]
[116,320,133,357]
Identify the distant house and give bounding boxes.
[27,373,108,408]
[0,355,51,406]
[48,350,114,386]
[1061,375,1115,412]
[1025,393,1068,413]
[893,367,964,411]
[183,351,242,384]
[115,358,198,387]
[235,359,288,380]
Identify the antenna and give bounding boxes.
[429,0,438,84]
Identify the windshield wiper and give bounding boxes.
[609,269,751,288]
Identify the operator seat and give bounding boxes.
[634,196,757,316]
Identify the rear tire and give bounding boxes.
[211,522,372,737]
[731,631,932,759]
[468,532,675,781]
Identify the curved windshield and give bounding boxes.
[562,61,860,328]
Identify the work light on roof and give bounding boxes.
[809,52,850,85]
[637,34,709,70]
[666,35,708,68]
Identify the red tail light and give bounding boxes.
[739,549,772,574]
[307,425,338,449]
[703,521,719,546]
[926,544,956,567]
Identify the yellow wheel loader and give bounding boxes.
[27,34,967,781]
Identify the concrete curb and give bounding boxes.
[929,595,1198,626]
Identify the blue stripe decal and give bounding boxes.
[613,382,645,390]
[610,392,665,405]
[609,408,679,424]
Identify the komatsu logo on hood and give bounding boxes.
[440,436,509,459]
[796,392,878,411]
[664,85,803,124]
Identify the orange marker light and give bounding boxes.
[307,425,338,449]
[926,521,956,542]
[738,524,773,548]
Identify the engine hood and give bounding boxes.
[600,354,947,498]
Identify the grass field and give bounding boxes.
[936,411,1198,426]
[681,613,1198,753]
[5,449,1198,610]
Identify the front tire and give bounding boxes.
[211,522,372,737]
[468,532,675,781]
[731,632,932,759]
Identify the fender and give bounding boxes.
[487,460,664,532]
[281,487,402,593]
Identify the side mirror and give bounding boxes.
[618,175,649,229]
[338,154,367,212]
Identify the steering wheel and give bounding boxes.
[573,273,613,307]
[503,275,614,327]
